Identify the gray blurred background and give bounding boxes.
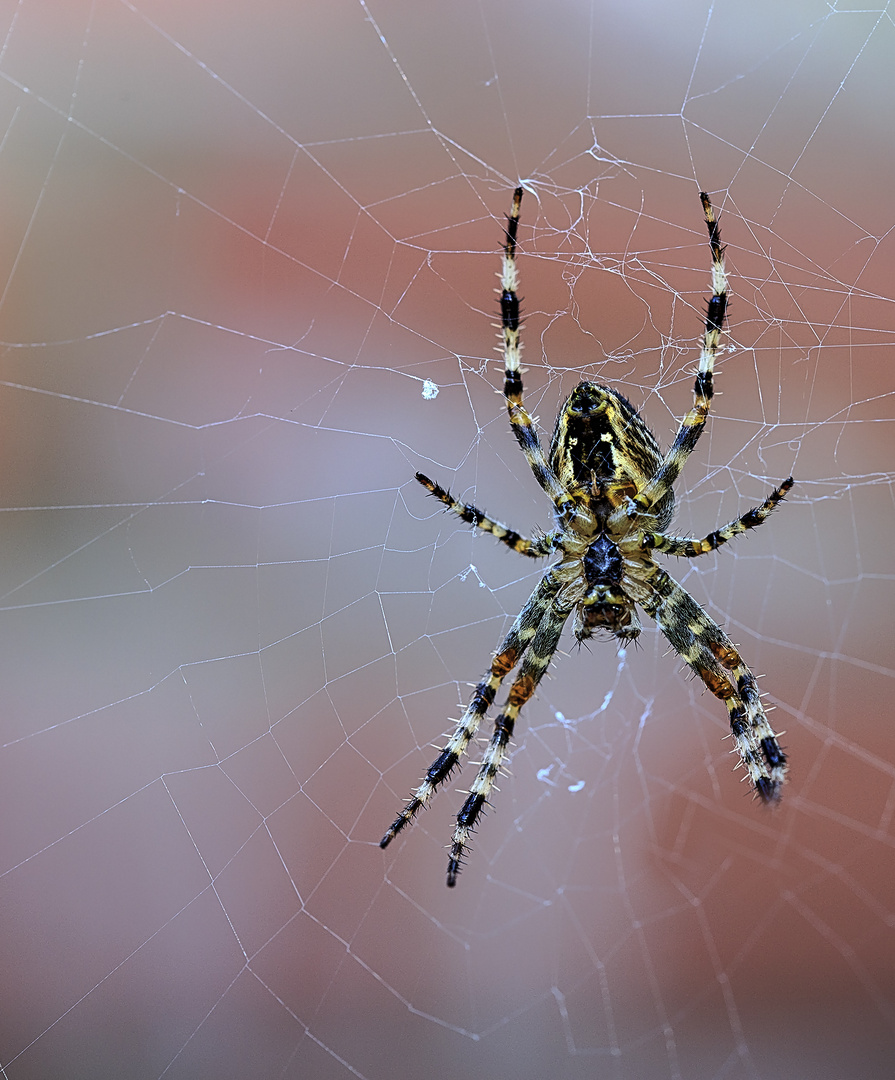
[0,1,892,1078]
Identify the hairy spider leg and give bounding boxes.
[639,567,787,800]
[379,572,562,850]
[500,188,579,523]
[636,192,727,514]
[642,476,794,557]
[447,599,570,885]
[414,471,556,558]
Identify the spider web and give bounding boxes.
[0,1,892,1078]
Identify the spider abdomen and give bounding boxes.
[550,382,674,528]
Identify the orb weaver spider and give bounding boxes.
[381,188,791,886]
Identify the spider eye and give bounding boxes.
[566,383,606,416]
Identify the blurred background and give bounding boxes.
[0,1,892,1077]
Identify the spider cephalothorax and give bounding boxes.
[381,188,792,885]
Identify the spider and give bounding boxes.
[381,188,792,886]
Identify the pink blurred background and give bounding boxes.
[0,1,892,1078]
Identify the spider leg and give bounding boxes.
[636,192,727,513]
[500,188,578,521]
[640,567,787,800]
[415,472,556,558]
[447,600,570,885]
[643,476,793,557]
[380,571,562,850]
